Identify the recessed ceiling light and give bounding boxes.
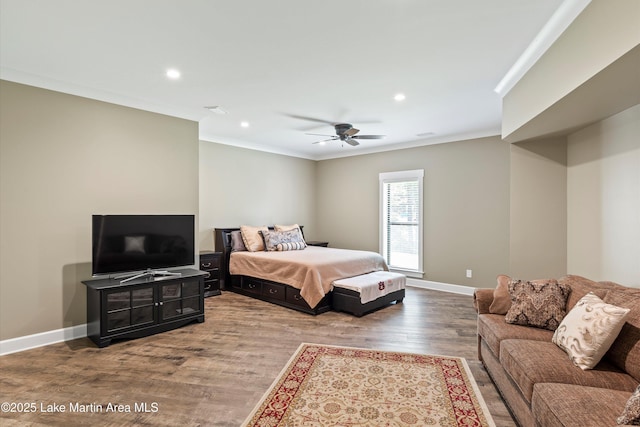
[417,132,435,137]
[166,69,181,79]
[240,121,250,128]
[394,93,406,102]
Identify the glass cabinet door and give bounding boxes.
[104,285,155,333]
[160,280,201,320]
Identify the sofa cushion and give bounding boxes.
[552,292,630,370]
[500,339,638,404]
[604,291,640,382]
[477,314,553,358]
[505,279,571,330]
[532,383,633,427]
[558,275,610,310]
[618,385,640,425]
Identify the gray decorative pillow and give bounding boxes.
[230,230,247,252]
[261,229,306,251]
[505,279,571,331]
[618,385,640,425]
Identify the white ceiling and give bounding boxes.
[0,0,565,160]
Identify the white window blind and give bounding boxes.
[379,170,423,276]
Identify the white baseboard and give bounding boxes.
[1,279,474,356]
[0,324,87,356]
[406,278,476,296]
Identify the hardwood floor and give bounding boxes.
[0,287,516,427]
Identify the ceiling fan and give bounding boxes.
[285,113,385,146]
[307,123,385,146]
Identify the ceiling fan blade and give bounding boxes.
[305,133,334,137]
[345,137,360,146]
[312,137,338,145]
[344,127,360,136]
[352,135,385,139]
[285,114,335,125]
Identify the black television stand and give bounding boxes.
[82,268,207,347]
[117,269,182,284]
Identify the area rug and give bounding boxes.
[243,343,495,426]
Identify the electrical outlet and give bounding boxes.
[466,269,473,278]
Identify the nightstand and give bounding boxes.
[306,241,329,247]
[199,251,222,297]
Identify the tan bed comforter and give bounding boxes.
[229,246,388,308]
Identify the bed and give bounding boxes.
[214,227,390,314]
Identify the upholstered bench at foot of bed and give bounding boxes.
[332,271,406,317]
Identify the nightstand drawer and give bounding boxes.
[199,254,220,270]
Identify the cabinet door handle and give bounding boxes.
[249,283,256,289]
[269,288,278,294]
[202,262,211,268]
[294,294,302,301]
[159,302,164,306]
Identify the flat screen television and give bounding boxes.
[92,214,195,277]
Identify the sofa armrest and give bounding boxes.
[473,288,495,314]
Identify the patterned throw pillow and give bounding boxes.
[262,229,307,251]
[618,385,640,425]
[553,292,630,370]
[505,279,571,331]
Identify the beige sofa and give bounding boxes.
[474,275,640,427]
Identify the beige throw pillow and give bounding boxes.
[552,292,630,370]
[240,225,268,252]
[489,274,512,314]
[505,279,570,331]
[618,385,640,425]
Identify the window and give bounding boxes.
[379,170,423,277]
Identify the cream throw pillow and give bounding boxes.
[552,292,630,370]
[240,225,268,252]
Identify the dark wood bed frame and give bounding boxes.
[214,227,332,315]
[214,227,405,316]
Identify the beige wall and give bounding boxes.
[509,138,567,278]
[502,0,640,139]
[198,142,317,251]
[567,104,640,286]
[316,136,511,287]
[0,81,199,340]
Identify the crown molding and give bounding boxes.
[0,67,207,122]
[494,0,592,97]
